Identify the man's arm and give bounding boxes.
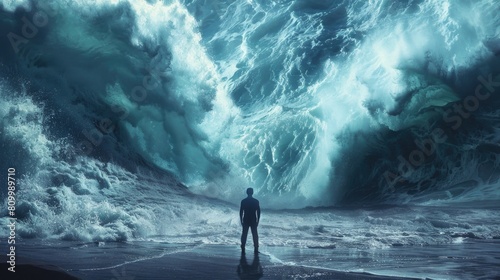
[256,201,261,225]
[239,201,244,225]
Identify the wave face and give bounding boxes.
[0,0,500,236]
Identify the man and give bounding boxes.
[240,188,261,253]
[237,250,263,279]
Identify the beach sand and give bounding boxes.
[0,241,427,280]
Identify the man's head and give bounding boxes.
[246,188,254,196]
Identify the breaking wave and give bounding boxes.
[0,0,499,241]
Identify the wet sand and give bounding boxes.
[1,241,425,280]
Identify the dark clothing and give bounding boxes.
[237,251,263,279]
[240,196,261,249]
[240,197,260,224]
[241,223,258,251]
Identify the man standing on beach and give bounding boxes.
[240,188,261,253]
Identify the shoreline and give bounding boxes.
[0,242,425,280]
[2,239,500,279]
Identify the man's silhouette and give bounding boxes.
[240,188,260,253]
[237,251,263,279]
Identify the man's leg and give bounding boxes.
[241,223,250,250]
[250,224,258,252]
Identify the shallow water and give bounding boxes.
[7,238,500,279]
[265,240,500,279]
[1,1,500,278]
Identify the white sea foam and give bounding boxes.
[1,0,500,243]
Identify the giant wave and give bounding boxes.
[1,0,500,241]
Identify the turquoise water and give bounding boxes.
[0,4,499,277]
[8,238,500,279]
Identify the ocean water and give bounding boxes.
[8,239,500,279]
[1,1,500,276]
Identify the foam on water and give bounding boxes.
[1,0,500,242]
